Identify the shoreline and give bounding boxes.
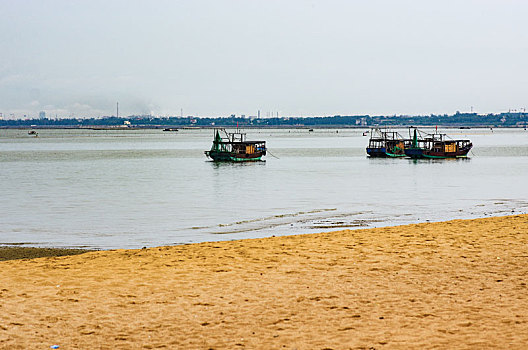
[2,214,528,348]
[0,212,523,254]
[2,125,526,130]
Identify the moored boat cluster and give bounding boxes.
[366,127,473,159]
[204,127,473,162]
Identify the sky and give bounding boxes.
[1,0,527,118]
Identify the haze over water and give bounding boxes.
[1,128,527,249]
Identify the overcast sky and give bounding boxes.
[1,0,527,118]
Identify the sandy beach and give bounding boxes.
[1,215,527,349]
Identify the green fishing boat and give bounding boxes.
[205,129,266,162]
[366,128,408,157]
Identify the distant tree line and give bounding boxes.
[1,112,527,128]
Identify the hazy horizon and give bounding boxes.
[1,0,527,119]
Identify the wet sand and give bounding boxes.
[0,247,93,262]
[1,215,527,349]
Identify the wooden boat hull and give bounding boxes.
[205,151,265,162]
[366,148,407,158]
[405,146,472,159]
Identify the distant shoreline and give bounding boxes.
[0,125,523,130]
[2,111,527,129]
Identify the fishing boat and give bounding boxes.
[405,128,472,159]
[204,128,266,162]
[366,128,408,157]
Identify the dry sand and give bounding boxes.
[1,215,528,349]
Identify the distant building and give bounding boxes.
[39,111,46,119]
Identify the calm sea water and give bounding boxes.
[1,127,527,249]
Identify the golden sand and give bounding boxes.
[1,215,528,349]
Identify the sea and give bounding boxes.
[1,127,527,249]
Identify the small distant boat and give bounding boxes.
[28,130,38,137]
[308,128,314,132]
[366,128,407,157]
[163,128,178,132]
[204,128,266,162]
[405,128,472,159]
